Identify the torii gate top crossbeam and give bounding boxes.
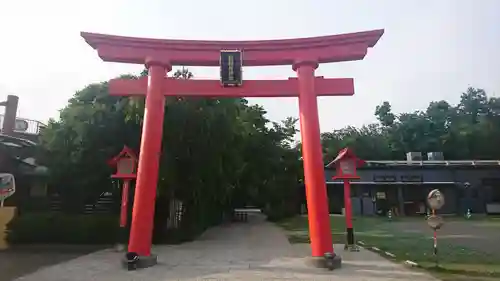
[81,29,384,66]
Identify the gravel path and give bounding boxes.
[13,214,437,281]
[0,245,104,281]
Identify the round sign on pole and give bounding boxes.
[427,189,445,210]
[427,215,444,230]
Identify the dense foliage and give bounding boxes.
[6,213,119,244]
[23,68,302,243]
[10,64,497,244]
[322,87,500,161]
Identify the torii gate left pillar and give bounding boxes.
[81,29,383,269]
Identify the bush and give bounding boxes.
[6,213,120,244]
[264,201,299,222]
[152,199,227,244]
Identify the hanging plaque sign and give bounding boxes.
[339,160,355,176]
[220,50,243,87]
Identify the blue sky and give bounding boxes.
[0,0,499,132]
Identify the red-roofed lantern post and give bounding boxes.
[109,146,138,250]
[330,148,365,251]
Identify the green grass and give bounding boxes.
[277,215,500,279]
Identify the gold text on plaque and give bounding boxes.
[228,55,234,82]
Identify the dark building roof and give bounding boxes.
[0,134,48,176]
[326,160,500,170]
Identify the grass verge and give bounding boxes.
[277,215,500,280]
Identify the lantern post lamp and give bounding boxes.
[108,146,138,252]
[328,148,365,251]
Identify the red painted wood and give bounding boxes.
[81,29,383,66]
[120,180,130,228]
[111,174,136,180]
[344,180,353,229]
[296,63,333,256]
[108,77,355,97]
[328,148,365,241]
[128,64,166,256]
[81,29,383,260]
[108,145,137,167]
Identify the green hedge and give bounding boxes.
[6,213,120,244]
[264,201,299,222]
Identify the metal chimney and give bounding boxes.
[0,95,19,136]
[406,152,423,161]
[427,152,444,161]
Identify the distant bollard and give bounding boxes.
[233,210,249,222]
[387,210,392,220]
[465,209,471,219]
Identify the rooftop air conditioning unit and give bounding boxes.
[406,152,423,162]
[427,152,444,161]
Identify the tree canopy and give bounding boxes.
[322,87,500,161]
[37,68,302,239]
[35,65,498,241]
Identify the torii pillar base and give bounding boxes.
[121,254,157,270]
[305,254,342,270]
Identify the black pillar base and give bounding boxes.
[121,254,157,270]
[346,227,354,245]
[120,227,128,244]
[344,244,360,252]
[305,253,342,270]
[344,227,360,252]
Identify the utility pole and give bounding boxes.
[0,95,19,136]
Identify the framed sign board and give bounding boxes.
[117,157,136,175]
[220,50,243,87]
[373,175,397,182]
[401,175,423,182]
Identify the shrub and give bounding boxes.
[6,213,120,244]
[264,201,299,222]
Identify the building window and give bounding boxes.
[376,192,386,199]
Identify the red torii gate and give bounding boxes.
[81,29,383,267]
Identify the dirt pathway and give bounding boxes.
[13,214,437,281]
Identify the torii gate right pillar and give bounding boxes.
[294,61,333,258]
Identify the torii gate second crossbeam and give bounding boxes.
[81,29,384,269]
[108,76,354,97]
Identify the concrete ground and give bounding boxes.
[0,245,104,281]
[393,218,500,256]
[13,214,437,281]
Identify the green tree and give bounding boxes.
[322,87,500,162]
[38,68,303,239]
